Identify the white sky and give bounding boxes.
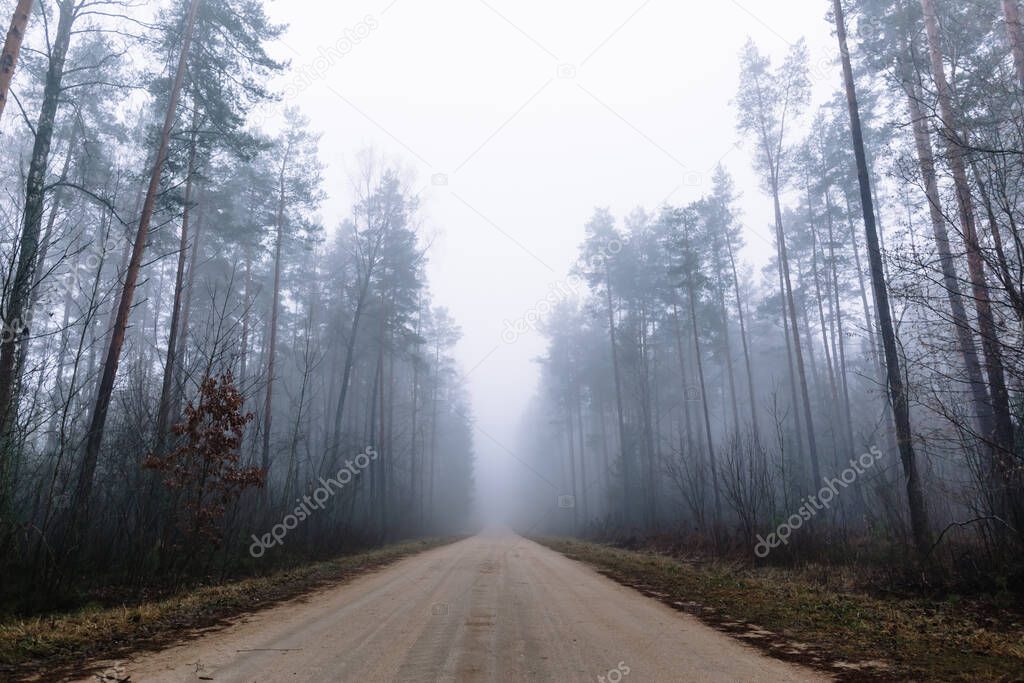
[261,0,839,520]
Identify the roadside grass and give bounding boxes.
[538,537,1024,682]
[0,537,457,681]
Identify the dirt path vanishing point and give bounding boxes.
[85,533,826,682]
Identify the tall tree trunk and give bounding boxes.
[410,307,421,528]
[0,0,33,123]
[172,187,204,413]
[70,0,202,539]
[686,268,722,522]
[824,190,856,461]
[428,339,439,527]
[0,0,73,514]
[714,266,741,432]
[366,345,380,533]
[375,298,386,538]
[835,0,930,557]
[973,163,1024,322]
[795,252,823,398]
[971,168,1024,531]
[16,140,74,390]
[283,293,315,511]
[671,304,695,456]
[383,292,395,536]
[807,206,847,469]
[604,261,630,527]
[638,311,658,527]
[575,378,588,525]
[725,232,761,444]
[598,396,611,514]
[239,253,252,383]
[844,193,879,361]
[899,51,995,453]
[776,215,807,469]
[330,281,370,466]
[564,371,578,534]
[261,155,289,491]
[772,184,822,486]
[921,0,1017,491]
[1003,0,1024,90]
[807,195,839,414]
[155,113,199,449]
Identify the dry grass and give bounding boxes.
[0,538,455,681]
[539,537,1024,682]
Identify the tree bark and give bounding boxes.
[172,187,204,415]
[823,189,856,464]
[899,50,995,453]
[777,246,805,464]
[638,309,658,527]
[330,281,369,464]
[725,232,761,445]
[686,263,722,523]
[0,0,73,513]
[16,140,74,396]
[835,0,930,557]
[921,0,1016,483]
[70,0,202,537]
[328,226,386,471]
[239,253,252,383]
[155,112,199,449]
[428,338,439,527]
[575,378,588,525]
[0,0,33,123]
[712,255,741,433]
[670,304,696,457]
[772,181,821,486]
[563,361,578,534]
[261,149,290,490]
[604,260,630,527]
[1003,0,1024,90]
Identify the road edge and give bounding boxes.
[2,537,462,682]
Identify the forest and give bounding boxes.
[519,0,1024,587]
[0,0,474,602]
[0,0,1023,678]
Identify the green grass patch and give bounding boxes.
[538,537,1024,681]
[0,537,457,681]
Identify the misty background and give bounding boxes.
[257,0,838,524]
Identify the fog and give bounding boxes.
[4,0,1022,595]
[259,0,837,526]
[5,0,1024,676]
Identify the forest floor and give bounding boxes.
[0,538,454,681]
[538,537,1024,681]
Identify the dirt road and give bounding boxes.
[93,534,824,682]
